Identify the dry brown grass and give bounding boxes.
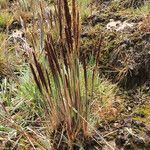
[138,15,150,32]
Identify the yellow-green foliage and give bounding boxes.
[133,105,150,123]
[77,0,91,20]
[0,32,6,42]
[0,11,12,29]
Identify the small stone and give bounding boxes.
[114,123,119,128]
[127,106,132,111]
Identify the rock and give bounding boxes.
[106,19,136,31]
[127,106,132,111]
[106,19,121,30]
[113,123,120,128]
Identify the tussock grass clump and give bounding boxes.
[29,0,121,149]
[30,0,97,148]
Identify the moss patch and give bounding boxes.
[133,105,150,124]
